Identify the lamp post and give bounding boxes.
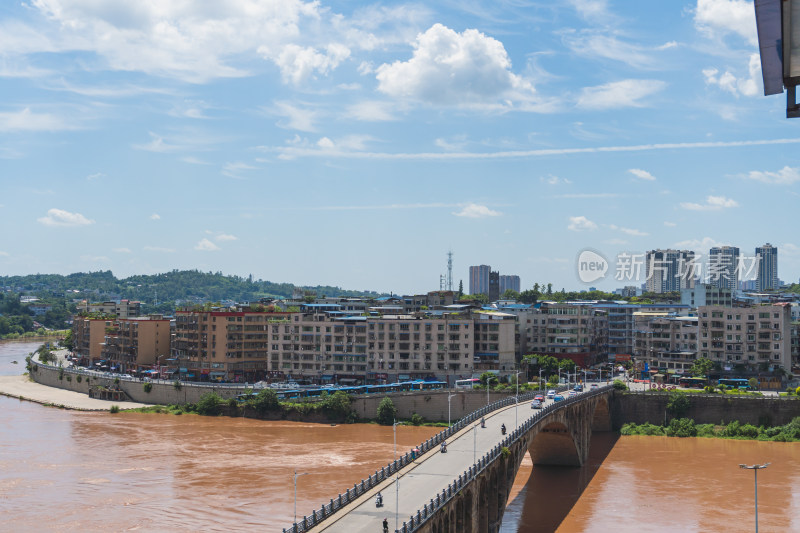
[448,390,456,427]
[514,370,521,429]
[473,424,477,463]
[739,463,770,532]
[538,368,543,390]
[293,469,309,523]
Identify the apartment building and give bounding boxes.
[645,249,696,293]
[594,303,690,357]
[634,314,699,374]
[526,302,607,367]
[172,306,517,384]
[73,316,113,364]
[698,304,792,370]
[100,316,171,373]
[681,284,733,308]
[76,299,141,318]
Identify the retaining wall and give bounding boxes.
[613,391,800,427]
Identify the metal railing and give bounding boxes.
[392,385,613,533]
[280,384,599,533]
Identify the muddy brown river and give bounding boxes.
[3,341,798,532]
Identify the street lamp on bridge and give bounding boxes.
[293,469,309,523]
[739,463,770,532]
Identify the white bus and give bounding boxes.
[454,378,481,389]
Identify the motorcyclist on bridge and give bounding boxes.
[501,423,506,435]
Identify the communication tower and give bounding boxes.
[446,250,453,291]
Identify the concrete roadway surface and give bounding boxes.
[308,386,600,533]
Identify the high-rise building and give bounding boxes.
[499,275,521,294]
[469,265,491,295]
[488,270,500,301]
[708,246,740,290]
[756,243,778,291]
[645,249,696,293]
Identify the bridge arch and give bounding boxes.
[529,421,581,466]
[591,396,611,431]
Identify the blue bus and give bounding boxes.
[718,378,751,390]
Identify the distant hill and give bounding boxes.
[0,270,386,311]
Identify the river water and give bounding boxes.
[2,341,799,532]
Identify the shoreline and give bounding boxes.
[0,374,149,411]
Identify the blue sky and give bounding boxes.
[1,0,798,295]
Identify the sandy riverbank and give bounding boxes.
[0,374,149,411]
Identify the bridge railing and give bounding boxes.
[280,385,572,533]
[395,385,614,533]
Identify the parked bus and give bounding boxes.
[718,378,751,390]
[455,378,481,389]
[678,377,707,388]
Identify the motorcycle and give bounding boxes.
[440,442,448,453]
[376,493,383,508]
[501,424,506,435]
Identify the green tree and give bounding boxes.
[376,397,397,425]
[748,377,759,390]
[457,280,463,298]
[195,392,223,415]
[249,389,279,414]
[320,391,353,421]
[501,289,520,300]
[612,379,628,391]
[666,390,690,418]
[61,329,74,351]
[558,358,576,373]
[666,418,697,437]
[460,293,488,304]
[479,371,499,387]
[690,357,714,379]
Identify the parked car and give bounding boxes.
[553,394,565,402]
[531,399,543,409]
[546,390,556,399]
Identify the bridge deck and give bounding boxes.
[309,396,540,533]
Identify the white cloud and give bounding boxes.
[663,221,677,227]
[222,161,258,179]
[703,54,761,97]
[267,137,800,161]
[113,248,131,253]
[0,251,10,257]
[13,1,329,83]
[695,0,757,46]
[86,172,105,181]
[576,79,665,109]
[215,234,238,242]
[37,208,94,227]
[132,132,181,153]
[561,32,653,69]
[271,43,350,85]
[680,195,739,210]
[543,175,572,185]
[608,224,648,236]
[143,246,175,253]
[375,24,539,109]
[782,243,800,256]
[453,203,501,218]
[345,101,396,122]
[567,0,610,20]
[567,216,597,231]
[195,238,221,251]
[673,236,723,249]
[628,168,656,181]
[744,166,800,185]
[272,101,319,132]
[150,213,161,220]
[181,156,210,165]
[0,108,74,132]
[554,193,618,199]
